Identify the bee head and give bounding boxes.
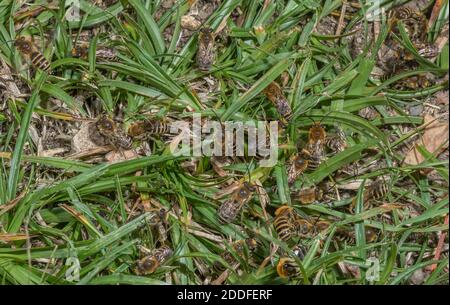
[238,185,251,198]
[294,155,307,168]
[296,219,313,235]
[243,181,257,192]
[200,27,213,35]
[199,27,214,42]
[14,36,32,52]
[365,228,378,242]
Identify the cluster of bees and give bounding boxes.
[134,207,174,275]
[61,22,393,281]
[80,99,384,278]
[380,6,440,89]
[4,2,438,282]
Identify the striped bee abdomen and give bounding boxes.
[31,51,51,72]
[273,206,297,242]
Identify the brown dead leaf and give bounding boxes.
[428,0,445,32]
[404,114,449,166]
[104,149,139,163]
[71,121,101,153]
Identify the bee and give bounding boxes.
[128,119,171,137]
[250,122,281,162]
[217,182,256,224]
[89,115,133,149]
[305,122,326,170]
[389,6,423,31]
[292,186,323,205]
[273,205,298,242]
[196,27,216,71]
[14,36,51,73]
[263,81,293,123]
[277,257,300,278]
[298,218,330,237]
[135,245,173,275]
[392,6,428,42]
[274,206,331,241]
[213,238,258,273]
[287,149,310,185]
[147,208,169,243]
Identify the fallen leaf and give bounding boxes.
[428,0,445,32]
[66,145,114,160]
[71,121,101,153]
[404,114,449,166]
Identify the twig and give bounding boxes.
[335,1,347,36]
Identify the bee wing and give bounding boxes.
[307,141,324,156]
[201,41,215,58]
[287,162,297,179]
